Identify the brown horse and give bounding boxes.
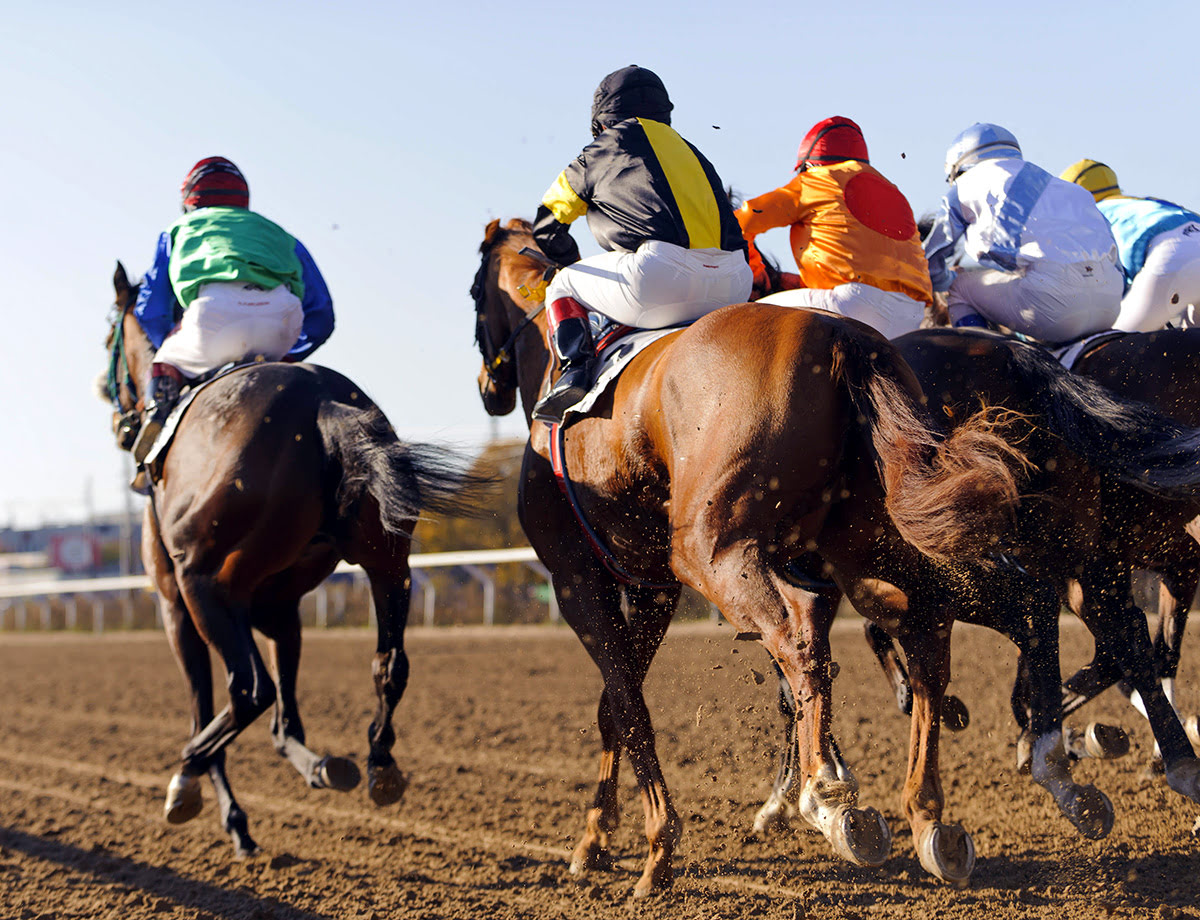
[104,262,478,856]
[473,218,1037,892]
[755,328,1200,846]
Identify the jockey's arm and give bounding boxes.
[286,240,334,361]
[737,185,803,286]
[133,231,180,348]
[533,167,588,266]
[924,187,968,292]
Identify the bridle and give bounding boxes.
[472,244,553,390]
[105,305,142,448]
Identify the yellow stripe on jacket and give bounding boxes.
[638,118,721,249]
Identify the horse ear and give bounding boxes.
[482,219,502,250]
[114,260,131,296]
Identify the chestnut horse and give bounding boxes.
[473,218,1040,892]
[104,263,478,855]
[755,328,1200,846]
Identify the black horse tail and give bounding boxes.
[1008,342,1200,498]
[317,400,487,537]
[831,322,1030,565]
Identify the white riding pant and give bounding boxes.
[757,283,926,340]
[1115,222,1200,331]
[546,240,753,329]
[154,282,303,378]
[947,258,1123,343]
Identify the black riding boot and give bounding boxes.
[533,314,596,424]
[132,373,182,463]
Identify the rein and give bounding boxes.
[106,309,142,445]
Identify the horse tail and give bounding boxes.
[831,325,1030,565]
[317,400,484,537]
[1009,343,1200,498]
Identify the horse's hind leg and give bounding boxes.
[262,606,361,792]
[570,583,678,876]
[159,584,257,856]
[897,625,975,886]
[362,562,414,807]
[173,575,277,776]
[864,621,969,730]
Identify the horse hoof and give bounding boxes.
[631,856,673,898]
[1164,759,1200,802]
[1185,715,1200,748]
[368,763,409,807]
[1015,733,1033,775]
[1084,723,1130,760]
[828,806,891,867]
[316,755,362,792]
[942,695,970,732]
[569,838,613,875]
[751,795,796,837]
[164,772,203,825]
[916,822,975,887]
[1061,783,1114,840]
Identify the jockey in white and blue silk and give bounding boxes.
[925,124,1123,344]
[1061,159,1200,333]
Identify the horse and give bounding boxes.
[473,218,1043,892]
[103,262,480,856]
[753,327,1200,844]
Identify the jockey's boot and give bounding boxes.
[131,371,183,464]
[533,297,596,424]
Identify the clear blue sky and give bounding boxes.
[2,0,1197,526]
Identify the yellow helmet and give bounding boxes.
[1060,159,1122,201]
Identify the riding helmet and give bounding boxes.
[1060,159,1123,201]
[943,123,1022,183]
[795,116,870,171]
[181,156,250,212]
[590,65,673,137]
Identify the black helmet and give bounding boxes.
[590,65,673,137]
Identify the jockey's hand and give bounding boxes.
[778,272,802,291]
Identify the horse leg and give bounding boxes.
[262,607,361,792]
[1012,593,1115,839]
[683,543,891,869]
[864,621,969,730]
[1127,566,1200,768]
[897,626,975,886]
[1080,563,1200,804]
[153,558,258,856]
[173,575,277,777]
[362,563,413,807]
[570,583,678,876]
[752,592,859,838]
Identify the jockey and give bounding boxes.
[735,116,932,339]
[925,124,1123,343]
[1061,159,1200,332]
[131,157,334,462]
[531,65,751,424]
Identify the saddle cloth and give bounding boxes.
[558,320,685,423]
[1050,330,1127,371]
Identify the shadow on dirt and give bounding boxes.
[0,826,333,920]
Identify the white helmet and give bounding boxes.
[944,123,1022,183]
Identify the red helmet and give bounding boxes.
[180,156,249,212]
[795,117,869,171]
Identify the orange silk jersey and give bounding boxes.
[737,161,933,306]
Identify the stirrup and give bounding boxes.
[129,467,152,496]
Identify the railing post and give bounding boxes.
[92,597,104,634]
[315,584,328,628]
[462,565,495,626]
[65,597,78,630]
[411,570,435,627]
[523,561,558,623]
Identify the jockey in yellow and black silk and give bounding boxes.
[530,65,751,424]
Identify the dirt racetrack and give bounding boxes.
[1,618,1197,920]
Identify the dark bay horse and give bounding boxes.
[755,328,1200,847]
[105,263,478,855]
[474,218,1036,892]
